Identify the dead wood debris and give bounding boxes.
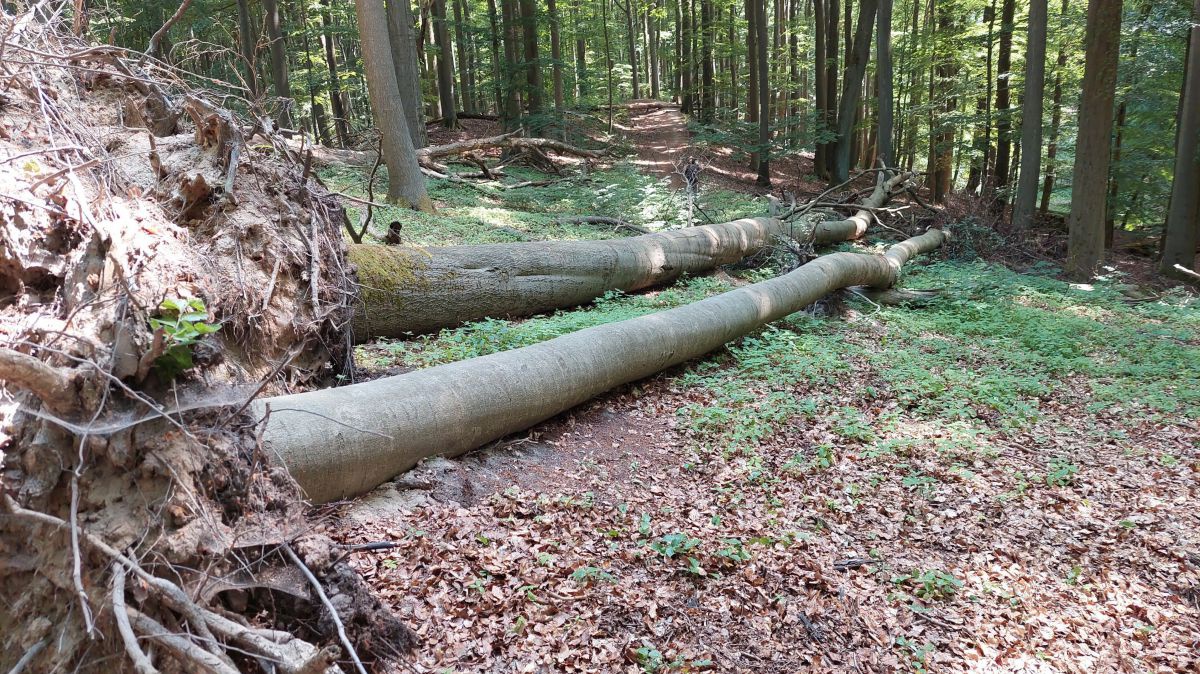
[0,10,408,673]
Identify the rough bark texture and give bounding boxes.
[1011,0,1047,229]
[1160,0,1200,278]
[350,173,912,339]
[259,230,947,503]
[1066,0,1122,280]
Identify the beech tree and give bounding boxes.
[1160,0,1200,278]
[1066,0,1123,279]
[1012,0,1047,229]
[354,0,433,210]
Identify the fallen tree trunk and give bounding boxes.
[354,217,805,339]
[257,229,946,503]
[350,172,915,339]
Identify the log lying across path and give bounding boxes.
[350,172,915,339]
[257,229,946,503]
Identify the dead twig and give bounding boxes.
[112,565,160,674]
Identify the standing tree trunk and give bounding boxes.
[832,0,879,182]
[262,0,292,126]
[1066,0,1122,279]
[1011,0,1047,229]
[386,0,429,147]
[876,0,894,168]
[501,0,523,128]
[650,0,662,98]
[682,0,695,112]
[520,0,544,115]
[321,0,350,147]
[548,0,565,116]
[1039,0,1069,213]
[1105,2,1151,246]
[701,0,715,120]
[1160,0,1200,278]
[823,0,841,177]
[354,0,434,211]
[433,0,459,127]
[755,0,770,185]
[623,0,640,99]
[453,0,476,114]
[488,0,505,113]
[746,0,758,167]
[236,0,259,100]
[575,5,588,98]
[602,0,614,128]
[813,0,827,177]
[993,0,1015,194]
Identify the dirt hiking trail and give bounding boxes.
[626,101,691,188]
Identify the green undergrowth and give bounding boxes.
[319,160,759,247]
[674,260,1200,461]
[359,276,736,369]
[358,255,1199,461]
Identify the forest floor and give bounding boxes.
[320,112,1200,674]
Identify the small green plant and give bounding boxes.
[716,538,751,564]
[810,444,836,470]
[149,297,220,379]
[1044,457,1079,487]
[570,565,615,585]
[894,569,963,601]
[895,635,935,673]
[650,533,700,558]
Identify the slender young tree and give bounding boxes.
[1066,0,1123,279]
[261,0,292,126]
[1012,0,1047,229]
[813,0,827,176]
[876,0,894,168]
[832,0,879,182]
[755,0,770,184]
[1039,0,1069,213]
[746,0,759,168]
[236,0,259,99]
[700,0,715,119]
[386,0,428,146]
[433,0,459,127]
[321,0,350,146]
[453,0,476,114]
[993,0,1015,193]
[548,0,565,115]
[622,0,640,98]
[1160,0,1200,278]
[354,0,433,210]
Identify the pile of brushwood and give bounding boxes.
[0,9,412,674]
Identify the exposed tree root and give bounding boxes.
[0,15,408,673]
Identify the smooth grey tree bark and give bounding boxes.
[386,0,428,147]
[262,0,292,127]
[258,230,947,503]
[1160,0,1200,278]
[1011,0,1047,229]
[354,0,433,210]
[876,0,894,168]
[1066,0,1122,279]
[831,0,879,183]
